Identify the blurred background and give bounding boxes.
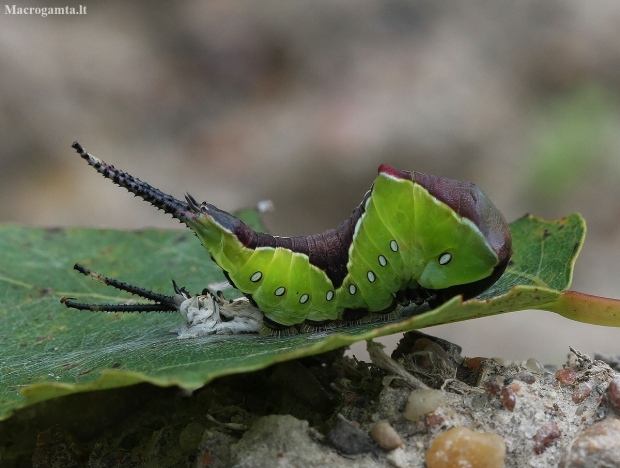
[1,0,619,364]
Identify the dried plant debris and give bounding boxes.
[2,331,620,467]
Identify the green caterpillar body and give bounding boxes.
[71,143,512,330]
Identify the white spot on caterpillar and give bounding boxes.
[299,294,310,304]
[367,271,376,283]
[390,240,399,252]
[349,284,357,295]
[439,252,452,265]
[326,290,334,301]
[378,255,387,267]
[274,286,286,296]
[250,271,263,282]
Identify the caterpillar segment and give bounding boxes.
[65,142,512,333]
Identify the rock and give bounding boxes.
[230,415,316,467]
[195,430,235,468]
[425,426,506,468]
[230,414,378,467]
[386,447,409,468]
[404,389,446,421]
[369,421,403,451]
[533,423,561,455]
[500,386,516,411]
[571,384,591,404]
[560,418,620,467]
[556,368,578,385]
[326,414,376,456]
[606,378,620,414]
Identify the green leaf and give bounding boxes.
[1,212,619,420]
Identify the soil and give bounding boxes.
[2,331,620,467]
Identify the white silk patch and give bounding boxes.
[171,292,263,338]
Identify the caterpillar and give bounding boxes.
[62,142,512,335]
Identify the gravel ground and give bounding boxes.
[4,331,620,467]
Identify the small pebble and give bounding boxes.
[492,357,512,367]
[370,421,403,450]
[571,383,591,404]
[483,380,502,396]
[526,358,547,374]
[463,357,487,371]
[470,393,488,410]
[533,423,560,454]
[424,411,445,429]
[607,378,620,413]
[514,372,536,384]
[560,418,620,467]
[386,447,408,468]
[556,368,577,385]
[404,389,446,421]
[500,386,516,411]
[326,414,375,456]
[425,426,506,468]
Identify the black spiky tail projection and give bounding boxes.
[63,142,238,317]
[61,264,185,313]
[71,141,201,227]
